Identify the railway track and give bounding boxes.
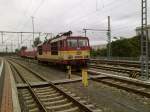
[9,58,150,99]
[90,59,150,68]
[89,63,143,78]
[89,70,150,98]
[11,57,141,78]
[8,59,102,112]
[12,57,148,78]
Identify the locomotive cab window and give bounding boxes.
[78,39,88,47]
[67,39,78,48]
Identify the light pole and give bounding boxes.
[31,16,35,42]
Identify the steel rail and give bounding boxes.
[92,78,150,98]
[90,59,150,68]
[89,64,140,75]
[9,62,48,112]
[88,70,150,98]
[89,63,150,78]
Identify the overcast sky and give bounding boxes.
[0,0,150,52]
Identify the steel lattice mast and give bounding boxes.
[141,0,149,79]
[107,16,111,60]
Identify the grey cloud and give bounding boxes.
[0,0,149,51]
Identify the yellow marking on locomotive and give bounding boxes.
[37,50,90,61]
[60,50,90,60]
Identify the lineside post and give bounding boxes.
[31,16,35,42]
[107,16,111,60]
[20,32,22,44]
[82,68,88,87]
[1,32,4,43]
[67,65,71,79]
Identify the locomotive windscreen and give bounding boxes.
[78,39,88,47]
[67,38,89,48]
[67,39,78,48]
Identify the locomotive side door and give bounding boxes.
[51,42,58,55]
[38,46,43,55]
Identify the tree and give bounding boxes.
[90,49,97,57]
[33,37,42,47]
[15,48,19,53]
[20,46,27,50]
[91,36,141,58]
[111,36,140,57]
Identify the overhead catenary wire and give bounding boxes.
[67,2,140,27]
[18,0,46,31]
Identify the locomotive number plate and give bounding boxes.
[76,51,81,55]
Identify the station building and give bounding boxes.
[135,25,150,40]
[91,44,106,50]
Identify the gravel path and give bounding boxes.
[14,59,80,81]
[60,80,150,112]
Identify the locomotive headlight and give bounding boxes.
[68,55,73,59]
[84,55,89,58]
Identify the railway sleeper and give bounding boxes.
[55,107,80,112]
[46,102,74,111]
[84,104,94,108]
[93,109,103,112]
[25,98,35,104]
[34,87,53,92]
[22,94,33,100]
[73,96,81,100]
[37,93,60,98]
[43,98,68,106]
[57,87,96,107]
[22,93,31,97]
[28,107,40,112]
[35,91,56,95]
[21,89,29,92]
[78,100,87,104]
[27,103,37,109]
[36,90,57,95]
[40,95,64,102]
[33,88,54,93]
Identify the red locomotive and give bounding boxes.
[18,31,91,67]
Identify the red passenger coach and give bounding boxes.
[19,47,37,59]
[25,48,37,59]
[18,49,26,57]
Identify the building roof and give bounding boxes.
[136,25,150,31]
[92,44,107,50]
